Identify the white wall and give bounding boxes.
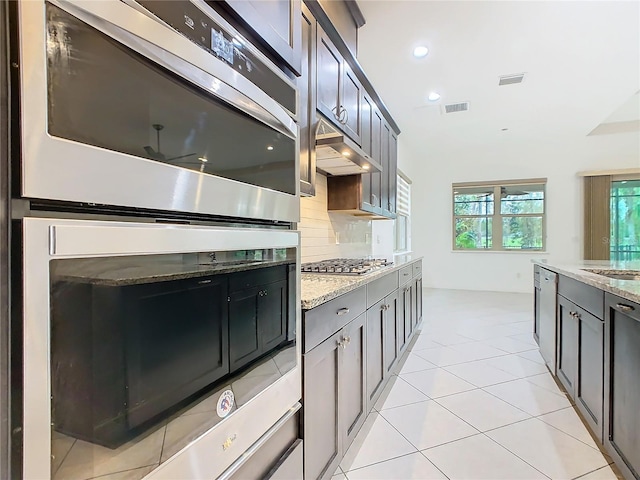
[402,132,640,293]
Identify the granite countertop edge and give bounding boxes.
[301,255,423,310]
[532,259,640,304]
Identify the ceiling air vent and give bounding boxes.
[444,102,469,114]
[498,73,525,86]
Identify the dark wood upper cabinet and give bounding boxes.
[388,132,398,214]
[299,4,317,196]
[218,0,302,75]
[316,26,343,124]
[341,63,361,145]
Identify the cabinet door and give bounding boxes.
[380,122,390,215]
[303,331,342,480]
[221,0,302,75]
[340,313,367,452]
[557,296,578,396]
[316,26,342,126]
[298,5,316,196]
[341,63,362,145]
[411,279,419,331]
[415,277,423,325]
[360,93,373,157]
[534,283,541,345]
[401,285,413,350]
[360,94,374,212]
[397,287,407,354]
[576,308,604,441]
[604,297,640,480]
[384,291,400,376]
[370,108,383,210]
[388,132,398,214]
[229,286,262,371]
[366,300,385,411]
[259,280,288,352]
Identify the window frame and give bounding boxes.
[394,170,411,254]
[452,178,547,252]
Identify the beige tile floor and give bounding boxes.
[334,288,623,480]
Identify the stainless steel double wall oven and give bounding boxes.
[15,0,301,478]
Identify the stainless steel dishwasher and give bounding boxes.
[539,269,558,373]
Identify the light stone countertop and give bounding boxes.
[301,255,423,310]
[532,259,640,304]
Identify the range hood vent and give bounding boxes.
[315,118,382,176]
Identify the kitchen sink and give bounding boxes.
[582,269,640,281]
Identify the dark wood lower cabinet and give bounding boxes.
[341,313,367,451]
[302,261,423,480]
[384,290,400,377]
[576,308,604,441]
[366,300,385,410]
[302,313,367,479]
[557,295,578,394]
[303,330,341,480]
[604,295,640,480]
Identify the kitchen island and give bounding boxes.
[300,256,423,480]
[533,260,640,480]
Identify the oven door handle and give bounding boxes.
[49,0,297,140]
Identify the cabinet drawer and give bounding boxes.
[367,271,398,308]
[412,261,422,278]
[303,286,366,353]
[558,275,604,319]
[606,293,640,323]
[229,265,288,292]
[399,265,413,286]
[228,409,300,480]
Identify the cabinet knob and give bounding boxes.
[337,307,350,316]
[616,303,635,312]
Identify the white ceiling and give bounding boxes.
[356,0,640,167]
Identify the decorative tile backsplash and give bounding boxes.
[299,174,372,263]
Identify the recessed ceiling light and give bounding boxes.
[198,156,208,162]
[413,46,429,58]
[266,145,274,151]
[428,92,441,101]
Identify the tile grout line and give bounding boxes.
[477,431,553,480]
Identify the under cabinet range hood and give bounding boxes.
[315,118,382,175]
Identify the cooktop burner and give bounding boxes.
[301,258,393,275]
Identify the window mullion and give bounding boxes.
[493,185,502,250]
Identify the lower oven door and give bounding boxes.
[22,218,301,480]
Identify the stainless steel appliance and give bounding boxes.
[22,218,301,479]
[539,269,558,373]
[301,258,393,275]
[18,0,299,223]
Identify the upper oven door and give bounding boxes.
[19,0,300,222]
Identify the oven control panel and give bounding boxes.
[134,0,296,114]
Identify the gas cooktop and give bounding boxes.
[301,258,393,276]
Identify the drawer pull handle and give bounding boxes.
[403,272,409,276]
[198,279,212,284]
[616,303,635,312]
[569,311,581,319]
[337,308,350,316]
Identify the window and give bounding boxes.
[453,180,546,251]
[394,172,411,253]
[610,179,640,261]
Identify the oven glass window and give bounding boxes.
[46,4,297,196]
[49,249,296,479]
